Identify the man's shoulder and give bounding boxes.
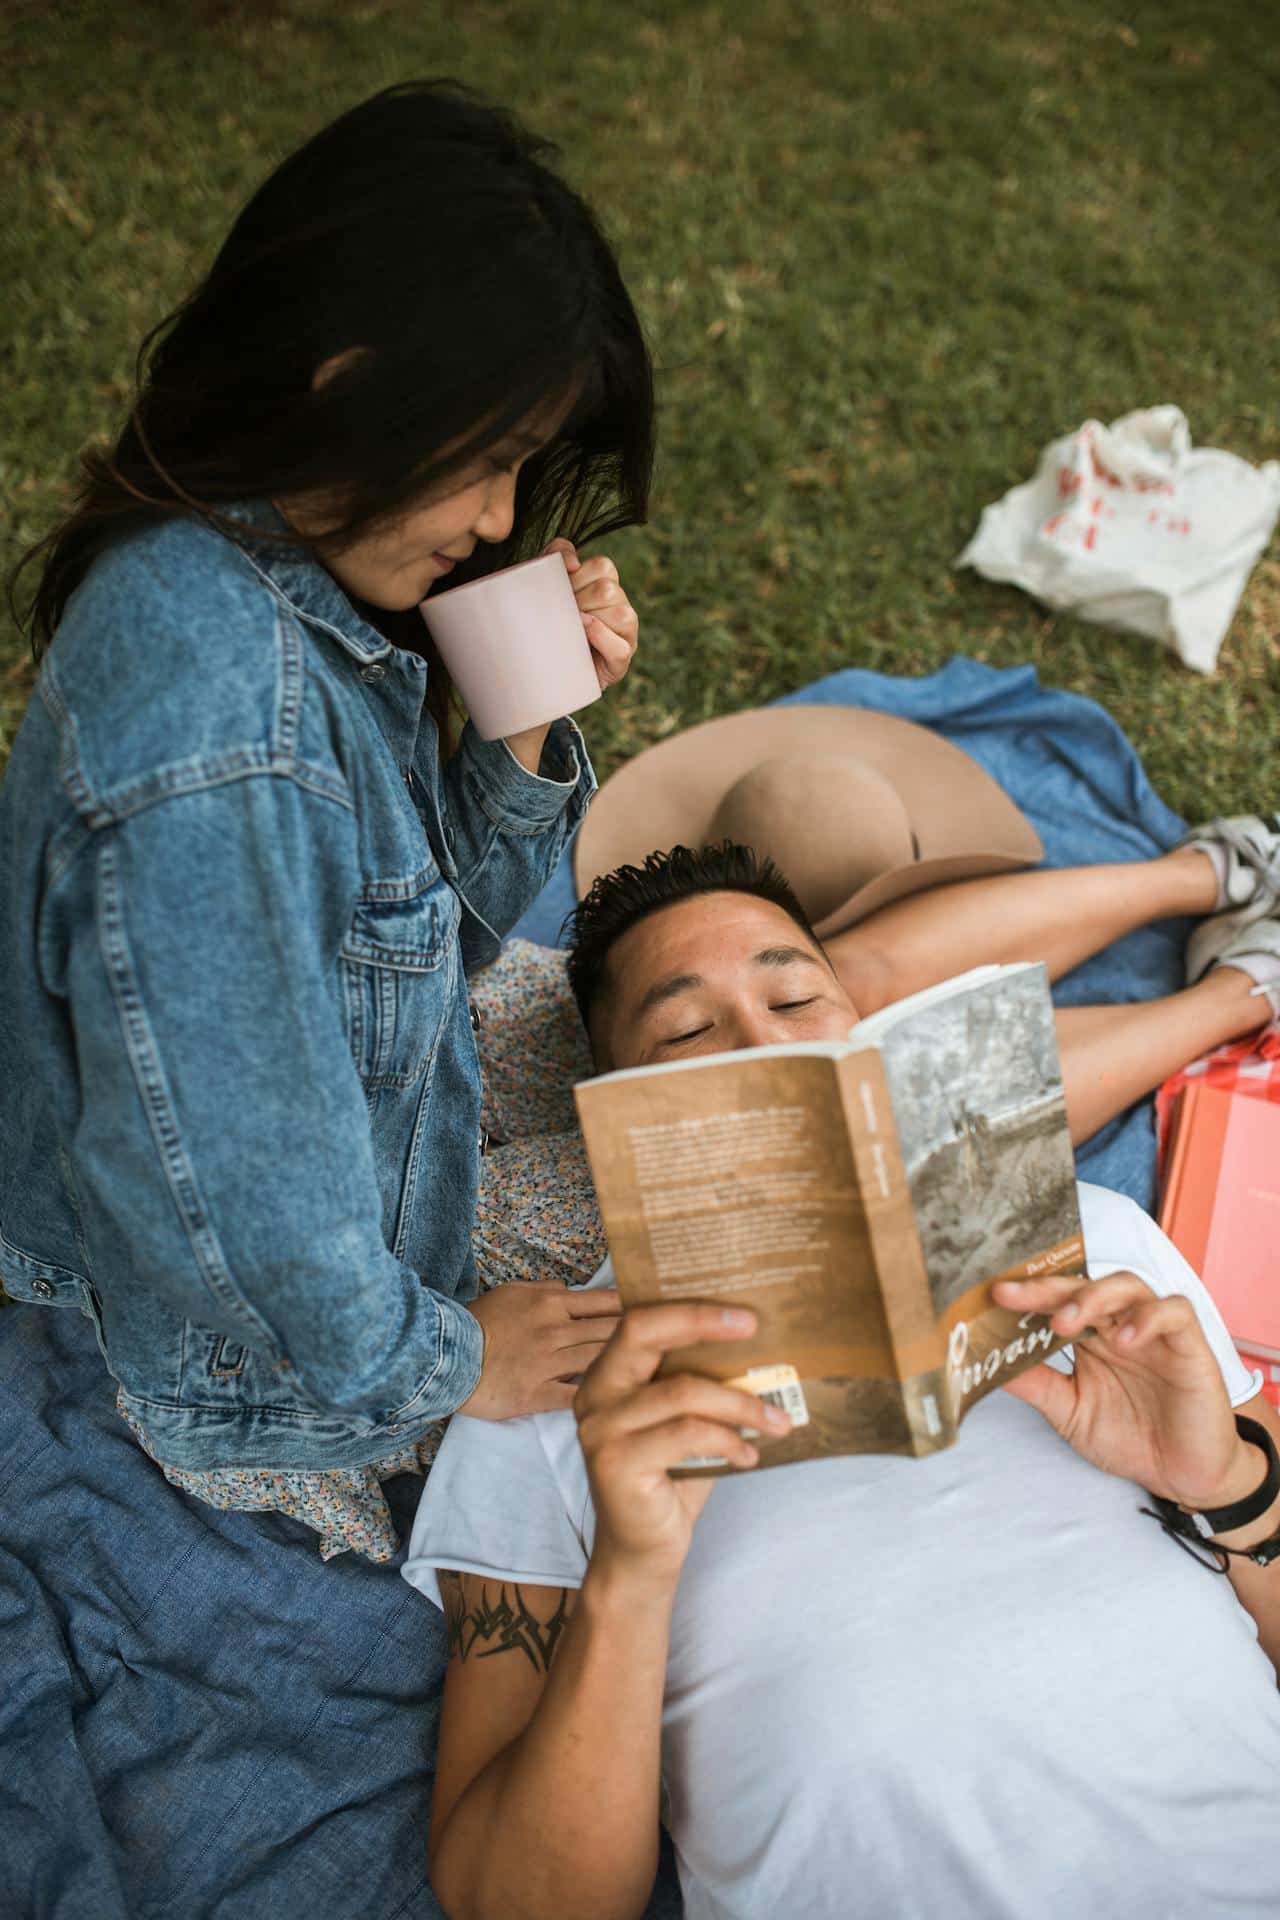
[44,517,348,821]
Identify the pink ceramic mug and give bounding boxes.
[418,551,603,741]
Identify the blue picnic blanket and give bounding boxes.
[1,661,1187,1919]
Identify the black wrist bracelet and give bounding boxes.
[1140,1415,1280,1574]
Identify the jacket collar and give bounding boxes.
[227,502,394,665]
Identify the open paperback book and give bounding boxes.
[575,962,1086,1473]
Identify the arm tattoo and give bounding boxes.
[439,1572,569,1674]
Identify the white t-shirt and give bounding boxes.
[404,1184,1280,1919]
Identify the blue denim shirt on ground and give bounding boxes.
[0,508,595,1470]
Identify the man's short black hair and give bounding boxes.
[564,840,817,1024]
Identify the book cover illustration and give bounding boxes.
[865,965,1083,1429]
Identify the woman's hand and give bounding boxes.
[993,1270,1258,1513]
[502,539,637,772]
[573,1303,790,1588]
[545,537,638,692]
[459,1281,623,1420]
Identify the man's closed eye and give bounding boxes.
[663,1023,713,1047]
[660,1000,817,1048]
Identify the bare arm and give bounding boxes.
[429,1301,787,1920]
[429,1566,672,1920]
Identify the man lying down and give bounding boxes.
[403,844,1280,1920]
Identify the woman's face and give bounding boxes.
[283,426,548,612]
[280,370,580,613]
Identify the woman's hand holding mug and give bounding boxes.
[420,537,639,774]
[543,536,639,692]
[501,539,637,772]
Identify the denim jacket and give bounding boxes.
[0,510,595,1470]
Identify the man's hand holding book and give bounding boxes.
[998,1269,1280,1564]
[574,1302,790,1590]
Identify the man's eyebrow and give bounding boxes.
[751,945,824,970]
[636,971,704,1019]
[634,947,823,1021]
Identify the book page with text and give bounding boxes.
[576,1052,919,1466]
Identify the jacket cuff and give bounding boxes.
[387,1292,486,1428]
[458,718,596,834]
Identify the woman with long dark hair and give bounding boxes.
[0,80,653,1555]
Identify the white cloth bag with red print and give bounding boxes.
[957,405,1280,673]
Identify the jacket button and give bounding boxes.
[478,1129,490,1156]
[469,1001,482,1032]
[361,662,386,683]
[32,1278,55,1299]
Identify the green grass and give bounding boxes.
[3,0,1278,814]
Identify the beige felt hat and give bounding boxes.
[573,706,1043,940]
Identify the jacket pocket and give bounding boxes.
[340,864,461,1091]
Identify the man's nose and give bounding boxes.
[728,1007,788,1051]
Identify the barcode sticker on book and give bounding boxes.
[673,1364,811,1470]
[731,1364,810,1431]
